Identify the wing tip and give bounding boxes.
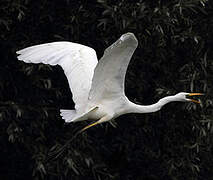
[16,50,23,55]
[120,32,138,46]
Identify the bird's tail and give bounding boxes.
[60,109,76,123]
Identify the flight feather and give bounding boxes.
[17,42,98,113]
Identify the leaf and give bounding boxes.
[42,108,48,118]
[85,157,93,167]
[17,9,25,21]
[194,36,198,44]
[0,19,11,30]
[8,134,14,142]
[44,79,52,89]
[16,108,22,118]
[37,163,46,175]
[67,158,79,175]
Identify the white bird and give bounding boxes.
[16,33,203,132]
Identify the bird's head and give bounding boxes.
[175,92,204,104]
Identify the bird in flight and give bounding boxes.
[17,33,203,132]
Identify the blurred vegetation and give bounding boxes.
[0,0,213,179]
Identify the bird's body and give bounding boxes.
[17,33,203,131]
[87,96,128,120]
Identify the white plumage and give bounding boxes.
[17,41,98,121]
[17,33,203,131]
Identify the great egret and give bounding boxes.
[17,33,203,132]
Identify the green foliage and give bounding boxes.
[0,0,213,179]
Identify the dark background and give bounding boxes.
[0,0,213,179]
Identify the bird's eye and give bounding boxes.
[185,95,190,99]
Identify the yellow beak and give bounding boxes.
[188,93,204,104]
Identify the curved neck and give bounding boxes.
[128,95,178,114]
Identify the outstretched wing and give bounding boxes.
[17,42,98,113]
[89,33,138,103]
